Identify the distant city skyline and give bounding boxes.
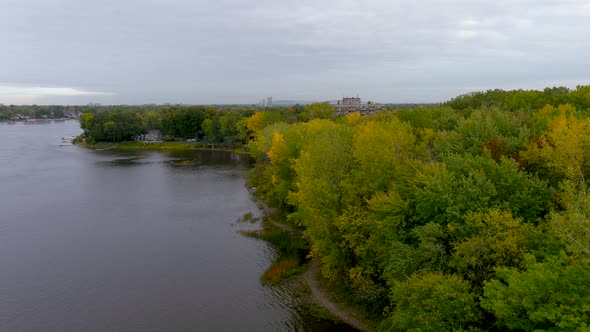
[1,0,590,105]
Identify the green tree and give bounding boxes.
[219,112,240,142]
[161,109,178,137]
[482,255,590,331]
[434,109,529,158]
[450,210,539,287]
[395,106,463,132]
[142,111,162,130]
[571,85,590,110]
[551,183,590,262]
[83,109,142,142]
[102,121,119,141]
[383,223,449,283]
[301,102,336,121]
[412,152,551,227]
[379,272,481,331]
[202,117,220,143]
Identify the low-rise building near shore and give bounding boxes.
[136,130,163,142]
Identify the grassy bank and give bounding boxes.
[79,141,249,153]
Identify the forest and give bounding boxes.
[247,85,590,331]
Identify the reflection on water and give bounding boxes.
[0,120,352,332]
[96,156,145,166]
[169,159,200,167]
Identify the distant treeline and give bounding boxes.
[445,85,590,111]
[247,85,590,331]
[383,103,439,109]
[78,103,337,144]
[0,104,84,120]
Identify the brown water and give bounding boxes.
[0,120,354,331]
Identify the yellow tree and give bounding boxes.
[242,111,286,142]
[289,120,354,279]
[267,132,287,185]
[352,118,420,198]
[343,112,362,125]
[79,112,94,133]
[265,125,302,207]
[246,111,266,134]
[524,104,590,184]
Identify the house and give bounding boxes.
[136,130,163,142]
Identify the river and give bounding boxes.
[0,120,351,331]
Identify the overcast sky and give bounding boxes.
[1,0,590,105]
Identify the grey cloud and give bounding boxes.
[1,0,589,104]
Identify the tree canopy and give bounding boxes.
[247,85,590,331]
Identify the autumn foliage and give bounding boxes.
[246,86,590,331]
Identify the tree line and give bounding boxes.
[0,104,82,120]
[445,85,590,111]
[247,85,590,331]
[77,103,337,144]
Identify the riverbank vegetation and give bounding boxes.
[246,85,590,331]
[77,104,310,146]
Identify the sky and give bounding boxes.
[1,0,590,105]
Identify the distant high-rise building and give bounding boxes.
[259,97,273,107]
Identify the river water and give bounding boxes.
[0,120,351,331]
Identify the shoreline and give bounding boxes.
[248,188,374,332]
[304,258,372,332]
[78,141,250,154]
[1,118,78,122]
